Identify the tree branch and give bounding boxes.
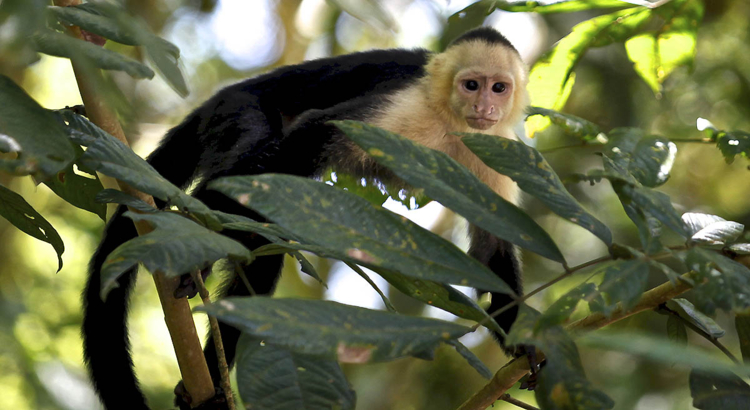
[53,0,215,405]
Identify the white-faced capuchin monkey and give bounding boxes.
[82,27,529,410]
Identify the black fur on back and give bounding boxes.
[448,26,516,52]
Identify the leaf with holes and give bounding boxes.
[335,121,564,263]
[462,133,612,246]
[209,174,514,294]
[197,298,470,362]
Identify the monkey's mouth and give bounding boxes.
[466,117,498,130]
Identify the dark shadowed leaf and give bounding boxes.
[197,298,470,362]
[667,315,688,346]
[0,184,64,271]
[526,106,601,141]
[716,130,750,164]
[582,332,750,377]
[462,134,612,246]
[79,129,220,229]
[335,121,564,263]
[589,260,650,315]
[235,334,356,410]
[100,211,252,299]
[690,370,750,410]
[630,136,677,187]
[684,248,750,313]
[667,298,725,339]
[209,174,514,294]
[620,183,687,237]
[537,283,597,331]
[736,314,750,366]
[0,75,76,179]
[95,189,156,213]
[33,30,154,79]
[42,147,106,220]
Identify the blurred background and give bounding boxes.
[1,0,749,409]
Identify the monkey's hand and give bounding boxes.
[173,268,211,299]
[514,345,544,391]
[174,381,229,410]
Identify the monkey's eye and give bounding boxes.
[464,80,479,91]
[492,83,507,93]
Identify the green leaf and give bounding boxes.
[235,334,356,410]
[447,340,492,379]
[590,259,650,315]
[667,315,688,346]
[0,0,47,69]
[526,106,601,141]
[197,297,470,362]
[736,314,750,366]
[100,211,253,299]
[690,370,750,410]
[79,129,220,229]
[668,298,725,338]
[42,146,106,220]
[629,136,677,187]
[95,189,156,213]
[0,184,64,271]
[209,174,515,295]
[716,130,750,164]
[345,263,395,312]
[32,30,154,79]
[322,169,428,210]
[335,121,564,263]
[582,332,750,376]
[685,248,750,313]
[146,42,188,98]
[537,283,597,331]
[462,134,612,246]
[527,7,652,114]
[440,1,492,49]
[619,183,687,237]
[498,0,631,13]
[0,75,76,179]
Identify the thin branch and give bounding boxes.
[658,304,740,365]
[538,142,597,154]
[668,138,714,143]
[457,274,694,410]
[192,270,236,410]
[499,394,539,410]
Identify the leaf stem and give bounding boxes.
[499,394,540,410]
[658,304,740,365]
[191,270,236,410]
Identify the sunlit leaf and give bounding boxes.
[729,244,750,255]
[32,30,154,79]
[197,298,470,362]
[335,121,564,263]
[100,211,252,299]
[0,75,76,179]
[526,106,601,141]
[209,174,515,295]
[0,184,64,271]
[683,213,728,237]
[462,134,612,246]
[691,221,744,247]
[235,334,356,410]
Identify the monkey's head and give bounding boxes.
[429,28,529,132]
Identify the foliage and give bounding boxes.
[2,1,750,410]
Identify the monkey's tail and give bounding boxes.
[83,117,204,410]
[83,206,150,410]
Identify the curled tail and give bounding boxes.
[82,116,204,410]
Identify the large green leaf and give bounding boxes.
[197,297,470,362]
[32,30,154,79]
[209,174,515,295]
[0,75,76,180]
[79,126,219,229]
[690,370,750,410]
[42,145,106,220]
[667,298,725,338]
[461,134,612,246]
[235,334,356,410]
[100,211,253,299]
[684,248,750,314]
[0,184,64,270]
[334,121,564,263]
[589,259,650,315]
[618,183,687,237]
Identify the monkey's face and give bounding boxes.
[452,69,515,131]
